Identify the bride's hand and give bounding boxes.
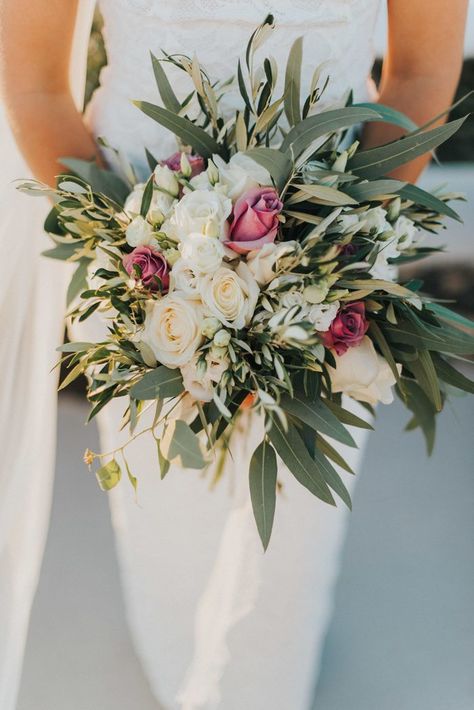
[362,0,468,184]
[0,0,101,186]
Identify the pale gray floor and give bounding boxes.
[18,388,474,710]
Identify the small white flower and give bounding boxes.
[246,241,298,286]
[213,329,231,347]
[362,206,391,235]
[201,317,221,339]
[180,348,229,402]
[212,152,272,201]
[200,262,259,329]
[337,212,360,233]
[169,189,232,240]
[393,215,418,251]
[124,183,176,224]
[170,259,202,299]
[369,236,400,281]
[142,293,203,368]
[179,232,224,274]
[303,279,330,305]
[307,301,340,332]
[328,336,400,405]
[125,216,155,247]
[154,165,180,197]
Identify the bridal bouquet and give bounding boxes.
[21,16,474,548]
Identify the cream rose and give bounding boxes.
[179,232,224,274]
[125,216,156,248]
[212,152,272,201]
[124,184,176,225]
[200,262,259,329]
[246,241,298,285]
[168,189,232,240]
[328,336,400,405]
[142,293,203,368]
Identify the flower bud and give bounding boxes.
[126,216,154,247]
[303,279,329,304]
[154,165,180,197]
[207,159,219,186]
[213,329,231,348]
[332,150,348,173]
[201,317,221,339]
[180,152,192,178]
[163,247,180,266]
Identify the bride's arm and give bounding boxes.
[362,0,468,183]
[0,0,100,186]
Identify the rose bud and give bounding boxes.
[225,186,283,255]
[322,301,368,355]
[162,151,205,179]
[123,246,170,292]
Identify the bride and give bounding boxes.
[0,1,467,708]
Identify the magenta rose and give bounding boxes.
[162,151,205,178]
[225,186,283,254]
[123,246,170,292]
[322,301,368,355]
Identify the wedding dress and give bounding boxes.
[0,1,382,709]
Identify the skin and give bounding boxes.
[0,0,469,187]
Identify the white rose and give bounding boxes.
[124,184,146,215]
[246,241,298,285]
[393,215,418,250]
[200,262,259,329]
[212,152,272,201]
[125,216,155,247]
[179,232,224,274]
[328,336,400,405]
[307,301,340,332]
[142,293,203,368]
[169,189,232,240]
[154,165,180,197]
[170,259,202,299]
[362,206,391,235]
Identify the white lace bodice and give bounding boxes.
[87,0,382,177]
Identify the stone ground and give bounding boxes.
[17,385,474,710]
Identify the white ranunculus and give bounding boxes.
[212,152,272,201]
[169,189,232,240]
[179,232,224,274]
[337,212,361,233]
[200,262,259,329]
[246,241,298,286]
[307,301,340,332]
[124,183,176,224]
[154,164,180,197]
[142,293,203,368]
[362,206,391,235]
[393,215,418,250]
[280,290,305,310]
[125,216,155,247]
[328,336,400,405]
[170,259,202,299]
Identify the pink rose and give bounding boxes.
[123,246,170,292]
[226,186,283,254]
[162,151,205,178]
[322,301,368,355]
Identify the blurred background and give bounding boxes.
[17,5,474,710]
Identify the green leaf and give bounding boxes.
[140,175,154,218]
[161,420,205,469]
[96,459,121,491]
[66,259,90,308]
[267,418,335,505]
[57,341,94,353]
[281,106,381,159]
[384,318,474,355]
[244,147,292,190]
[426,303,474,331]
[293,183,358,206]
[345,179,407,202]
[156,439,171,479]
[42,242,81,261]
[348,116,468,178]
[133,101,224,159]
[398,184,462,222]
[249,439,278,550]
[284,36,303,127]
[130,366,184,400]
[432,353,474,394]
[123,457,138,494]
[369,320,401,384]
[60,158,130,204]
[352,102,418,132]
[150,52,181,113]
[323,399,374,430]
[44,206,63,236]
[316,436,355,474]
[401,380,436,455]
[405,350,442,411]
[280,393,356,447]
[312,448,352,509]
[145,148,159,172]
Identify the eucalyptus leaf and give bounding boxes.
[312,448,352,509]
[284,36,303,127]
[352,102,418,132]
[96,459,121,491]
[244,147,292,190]
[161,420,205,469]
[130,366,184,400]
[280,393,356,447]
[150,52,181,113]
[432,354,474,395]
[249,439,278,550]
[345,179,407,203]
[323,399,374,430]
[398,184,462,222]
[60,158,130,204]
[67,259,91,308]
